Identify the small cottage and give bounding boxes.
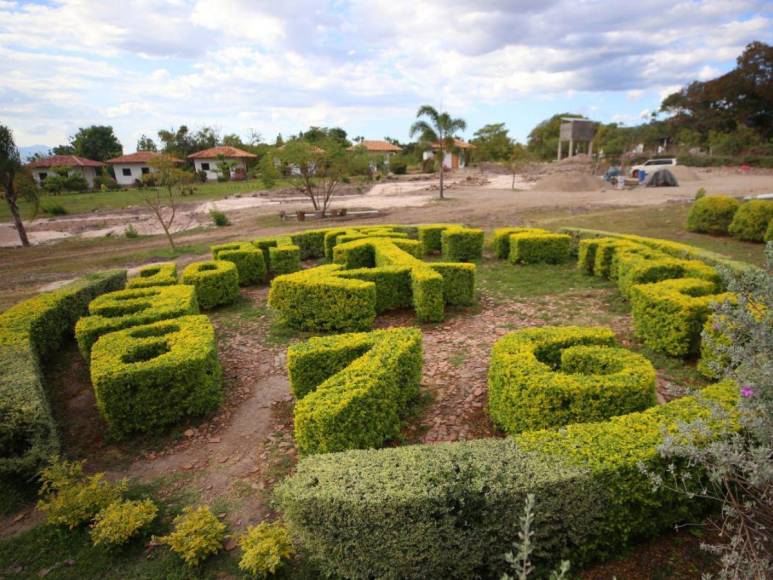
[27,155,105,188]
[422,139,473,170]
[106,151,183,186]
[348,140,402,171]
[187,146,257,181]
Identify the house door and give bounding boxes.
[452,154,460,169]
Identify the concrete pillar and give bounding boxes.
[569,137,574,157]
[557,139,562,161]
[588,140,593,158]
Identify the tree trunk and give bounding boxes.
[5,181,30,247]
[438,148,445,200]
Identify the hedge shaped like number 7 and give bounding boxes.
[288,327,423,455]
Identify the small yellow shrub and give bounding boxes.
[238,521,294,577]
[36,460,127,529]
[91,498,158,546]
[160,505,226,566]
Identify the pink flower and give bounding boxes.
[741,386,754,398]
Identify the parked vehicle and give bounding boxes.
[630,158,677,177]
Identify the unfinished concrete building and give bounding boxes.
[557,118,595,160]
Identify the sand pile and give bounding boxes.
[669,165,701,181]
[532,173,607,192]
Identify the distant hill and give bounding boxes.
[18,145,52,162]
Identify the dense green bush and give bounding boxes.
[209,209,230,227]
[508,232,571,264]
[290,229,332,259]
[417,224,454,254]
[728,200,773,242]
[0,270,125,489]
[126,263,177,288]
[161,506,226,567]
[268,244,301,275]
[211,242,266,285]
[489,326,656,433]
[630,277,734,357]
[90,315,222,438]
[289,328,422,454]
[277,380,736,579]
[238,522,295,577]
[492,227,548,259]
[686,195,740,235]
[614,251,719,298]
[90,498,158,546]
[181,260,239,309]
[766,219,773,242]
[75,284,198,357]
[441,226,484,262]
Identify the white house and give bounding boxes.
[347,140,402,171]
[422,138,473,170]
[187,146,257,181]
[106,151,183,186]
[27,155,105,188]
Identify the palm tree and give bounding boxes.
[410,105,467,199]
[0,125,30,246]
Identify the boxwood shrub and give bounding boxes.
[90,315,222,438]
[441,226,484,262]
[288,327,422,455]
[686,195,740,235]
[127,263,177,288]
[211,242,266,285]
[630,277,735,357]
[181,260,239,309]
[728,199,773,242]
[417,224,454,255]
[0,270,126,489]
[277,380,736,579]
[268,245,301,275]
[75,285,198,358]
[489,326,656,433]
[289,229,331,260]
[492,227,545,259]
[508,232,571,264]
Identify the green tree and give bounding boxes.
[409,105,467,199]
[69,125,123,161]
[471,122,513,162]
[51,144,75,155]
[279,139,349,216]
[0,125,34,246]
[158,126,194,157]
[259,152,278,188]
[136,135,157,152]
[140,155,189,250]
[222,134,245,148]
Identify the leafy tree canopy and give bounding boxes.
[136,135,158,152]
[67,125,123,161]
[471,122,513,161]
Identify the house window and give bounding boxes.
[141,167,150,175]
[201,162,210,171]
[122,168,132,177]
[38,172,48,181]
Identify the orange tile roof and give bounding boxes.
[348,140,402,153]
[27,155,105,168]
[106,151,183,164]
[187,146,257,159]
[430,138,473,149]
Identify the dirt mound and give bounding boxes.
[532,173,607,192]
[669,165,701,181]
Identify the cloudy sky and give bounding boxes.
[1,0,770,152]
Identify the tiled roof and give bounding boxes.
[27,155,105,168]
[349,140,402,153]
[187,146,257,159]
[106,151,182,164]
[430,138,474,149]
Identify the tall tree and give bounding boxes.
[158,125,194,157]
[279,139,349,216]
[140,155,187,250]
[471,123,513,162]
[409,105,467,199]
[69,125,123,161]
[526,113,584,161]
[136,135,158,152]
[0,125,32,246]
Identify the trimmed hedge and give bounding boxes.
[181,260,239,309]
[277,380,737,578]
[630,278,735,357]
[417,224,454,255]
[127,263,177,288]
[268,245,301,275]
[75,284,198,358]
[686,195,740,235]
[289,229,330,260]
[289,327,422,455]
[492,227,544,259]
[728,199,773,242]
[766,219,773,242]
[441,226,484,262]
[0,270,126,488]
[489,326,656,433]
[211,242,266,285]
[508,232,571,264]
[90,315,222,438]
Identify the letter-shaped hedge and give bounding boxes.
[276,379,737,579]
[90,315,223,438]
[288,327,422,455]
[0,270,126,489]
[441,226,484,262]
[489,326,656,433]
[127,263,177,288]
[211,242,266,285]
[75,284,198,357]
[508,231,571,264]
[630,278,735,357]
[269,237,475,331]
[181,260,239,309]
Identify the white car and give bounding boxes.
[630,158,677,177]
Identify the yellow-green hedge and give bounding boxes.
[127,263,177,288]
[181,260,239,310]
[489,326,656,433]
[630,278,735,357]
[728,199,773,242]
[288,327,422,455]
[417,224,455,254]
[508,231,571,264]
[277,379,737,578]
[211,242,266,285]
[492,227,545,259]
[90,315,222,438]
[686,195,740,235]
[441,226,484,262]
[75,284,198,358]
[0,270,126,489]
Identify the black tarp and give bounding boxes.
[645,169,679,187]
